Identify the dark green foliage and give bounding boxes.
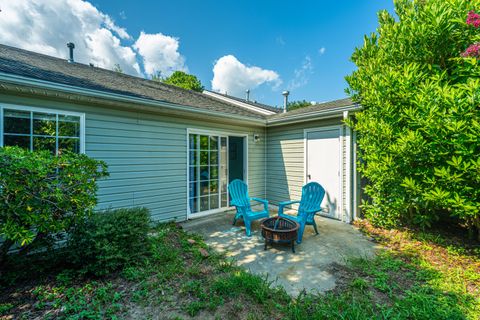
[154,70,204,92]
[287,100,312,111]
[68,207,151,276]
[0,146,108,265]
[346,0,480,233]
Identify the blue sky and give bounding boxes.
[96,0,394,106]
[0,0,395,107]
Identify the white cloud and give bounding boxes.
[211,55,281,97]
[0,0,187,77]
[287,55,314,90]
[318,47,326,55]
[133,32,187,77]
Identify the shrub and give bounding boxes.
[0,147,108,267]
[68,207,151,276]
[346,0,480,237]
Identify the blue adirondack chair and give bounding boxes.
[228,179,269,236]
[278,182,325,244]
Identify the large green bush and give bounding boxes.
[346,0,480,235]
[0,147,108,266]
[68,207,151,276]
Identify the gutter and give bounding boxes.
[0,72,266,126]
[266,104,362,127]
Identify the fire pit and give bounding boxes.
[261,216,299,253]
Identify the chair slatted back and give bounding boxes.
[228,179,252,212]
[298,182,325,216]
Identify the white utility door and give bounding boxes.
[306,128,342,220]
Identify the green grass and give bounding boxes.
[1,222,478,319]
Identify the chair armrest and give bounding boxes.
[278,200,300,208]
[278,200,300,216]
[251,197,268,205]
[230,200,246,208]
[278,200,300,206]
[250,198,268,212]
[304,207,321,214]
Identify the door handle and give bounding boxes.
[307,174,311,180]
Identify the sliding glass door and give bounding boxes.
[188,133,228,214]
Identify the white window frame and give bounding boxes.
[186,128,249,219]
[0,103,86,154]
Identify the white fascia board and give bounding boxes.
[203,90,276,116]
[266,105,362,127]
[0,72,266,125]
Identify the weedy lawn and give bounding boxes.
[1,222,478,319]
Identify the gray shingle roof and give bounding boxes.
[0,44,266,119]
[0,44,358,122]
[268,98,356,120]
[203,90,282,113]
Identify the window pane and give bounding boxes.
[221,193,228,207]
[58,115,80,137]
[210,194,219,210]
[189,150,197,165]
[209,136,218,150]
[210,180,218,193]
[200,181,209,196]
[200,151,208,165]
[210,151,218,164]
[58,138,79,154]
[33,112,56,136]
[3,134,30,149]
[189,166,198,182]
[220,166,227,181]
[200,196,209,211]
[189,182,198,198]
[33,137,56,154]
[200,135,209,149]
[210,165,218,180]
[200,166,209,181]
[190,197,198,213]
[189,134,198,150]
[221,180,227,193]
[3,109,30,134]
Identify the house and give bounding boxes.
[0,44,361,224]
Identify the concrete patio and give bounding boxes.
[182,210,379,296]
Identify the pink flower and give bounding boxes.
[461,43,480,58]
[466,10,480,28]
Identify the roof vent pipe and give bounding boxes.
[282,90,289,113]
[67,42,75,63]
[245,89,250,102]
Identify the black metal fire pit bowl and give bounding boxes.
[261,216,299,253]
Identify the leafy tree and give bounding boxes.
[154,71,204,92]
[346,0,480,237]
[112,63,123,73]
[287,100,312,111]
[0,147,109,267]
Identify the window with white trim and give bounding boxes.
[1,106,84,154]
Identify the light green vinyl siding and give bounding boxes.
[266,118,343,206]
[0,94,266,222]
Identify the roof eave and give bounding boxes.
[202,90,277,116]
[0,72,267,126]
[266,104,362,127]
